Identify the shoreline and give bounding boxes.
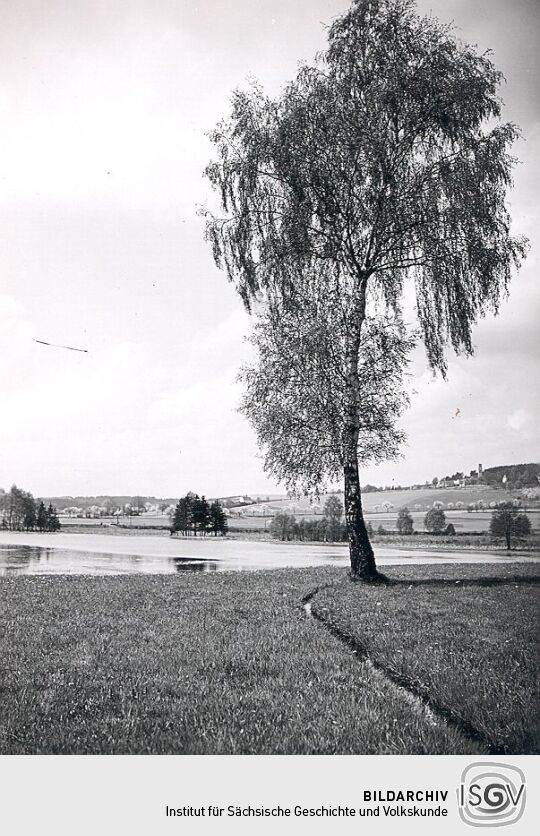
[0,528,538,566]
[11,520,540,556]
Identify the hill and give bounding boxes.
[236,484,521,518]
[482,463,539,488]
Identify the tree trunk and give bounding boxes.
[342,275,384,582]
[344,451,379,580]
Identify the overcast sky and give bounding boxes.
[0,0,538,498]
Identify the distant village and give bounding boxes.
[27,461,539,521]
[58,494,258,520]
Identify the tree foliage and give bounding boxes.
[241,302,413,496]
[396,506,414,534]
[424,507,446,533]
[323,495,344,541]
[47,503,61,532]
[37,501,49,532]
[490,503,531,549]
[171,493,194,535]
[268,508,350,543]
[192,496,211,536]
[483,463,540,487]
[0,486,61,532]
[205,0,526,371]
[171,493,227,537]
[209,500,228,537]
[269,512,297,542]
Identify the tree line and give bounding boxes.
[270,501,532,550]
[270,496,347,542]
[170,493,228,537]
[0,485,61,532]
[392,505,532,544]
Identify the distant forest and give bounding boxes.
[482,463,539,488]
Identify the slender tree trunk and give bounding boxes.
[343,274,384,582]
[344,451,378,579]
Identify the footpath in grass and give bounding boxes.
[315,563,540,754]
[0,563,537,755]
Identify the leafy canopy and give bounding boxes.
[205,0,527,373]
[490,503,531,540]
[424,507,446,533]
[240,300,413,494]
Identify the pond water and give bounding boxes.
[0,544,225,575]
[0,532,537,577]
[0,538,347,576]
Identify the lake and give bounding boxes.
[0,531,537,576]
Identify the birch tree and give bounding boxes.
[204,0,527,580]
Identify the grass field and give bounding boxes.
[1,563,538,755]
[315,565,540,754]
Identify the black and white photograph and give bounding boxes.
[0,0,538,830]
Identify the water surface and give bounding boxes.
[0,532,536,577]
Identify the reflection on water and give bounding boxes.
[0,536,535,577]
[1,544,345,576]
[0,544,224,577]
[173,558,219,573]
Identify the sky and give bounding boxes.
[0,0,538,498]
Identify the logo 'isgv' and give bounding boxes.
[457,762,526,827]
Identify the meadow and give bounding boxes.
[1,562,538,755]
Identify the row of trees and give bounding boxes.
[270,506,447,540]
[391,504,532,548]
[394,506,453,535]
[270,513,349,543]
[170,493,228,537]
[270,496,347,542]
[270,502,533,549]
[0,485,61,532]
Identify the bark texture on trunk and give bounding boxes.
[342,274,384,582]
[344,452,379,580]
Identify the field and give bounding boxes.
[241,485,524,516]
[233,486,540,533]
[59,515,171,529]
[1,562,538,755]
[64,512,540,537]
[59,486,540,538]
